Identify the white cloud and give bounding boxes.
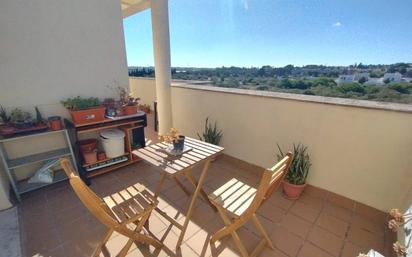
[332,21,342,27]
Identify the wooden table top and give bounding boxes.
[132,137,224,175]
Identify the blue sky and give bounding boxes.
[123,0,412,68]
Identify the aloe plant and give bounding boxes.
[277,143,311,185]
[197,117,223,145]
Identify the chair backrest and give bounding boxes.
[241,152,293,218]
[264,152,293,199]
[60,159,119,228]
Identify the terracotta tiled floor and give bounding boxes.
[17,114,395,257]
[18,155,395,257]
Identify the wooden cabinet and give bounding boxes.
[65,112,147,183]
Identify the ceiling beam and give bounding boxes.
[122,0,151,18]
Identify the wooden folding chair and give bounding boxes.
[208,153,293,257]
[60,159,162,257]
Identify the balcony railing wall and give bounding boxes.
[130,76,412,212]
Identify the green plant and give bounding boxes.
[277,143,311,185]
[10,108,32,123]
[0,105,11,123]
[108,85,140,107]
[197,117,223,145]
[61,96,100,110]
[35,106,44,124]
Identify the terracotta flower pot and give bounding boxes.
[282,181,306,200]
[97,152,107,161]
[83,149,97,164]
[48,116,62,131]
[79,139,98,153]
[122,105,138,116]
[70,106,106,125]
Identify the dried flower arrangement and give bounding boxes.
[387,208,411,257]
[159,128,180,144]
[393,241,408,257]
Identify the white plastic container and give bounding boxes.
[100,129,126,158]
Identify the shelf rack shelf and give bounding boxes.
[0,129,78,201]
[64,112,147,183]
[7,148,71,169]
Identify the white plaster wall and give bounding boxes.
[130,77,412,212]
[0,0,129,209]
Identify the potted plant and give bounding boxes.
[277,143,311,199]
[10,108,33,129]
[197,117,223,160]
[34,106,46,125]
[0,105,11,124]
[110,86,140,116]
[138,104,151,114]
[159,128,185,151]
[61,96,105,125]
[0,106,15,135]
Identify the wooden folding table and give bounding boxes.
[132,137,224,248]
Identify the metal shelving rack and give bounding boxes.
[0,129,77,201]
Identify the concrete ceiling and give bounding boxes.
[121,0,151,18]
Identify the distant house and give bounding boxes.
[383,72,402,83]
[337,74,355,84]
[353,72,370,81]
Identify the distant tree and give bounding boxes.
[406,70,412,78]
[358,77,368,84]
[312,77,337,87]
[388,83,411,94]
[256,86,269,91]
[268,78,278,87]
[357,62,366,69]
[383,78,391,84]
[303,90,315,95]
[225,78,239,88]
[338,83,366,94]
[370,71,384,78]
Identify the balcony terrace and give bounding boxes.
[18,114,393,257]
[1,0,411,257]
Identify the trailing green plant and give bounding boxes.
[197,117,223,145]
[61,96,100,110]
[0,105,11,123]
[277,143,311,185]
[10,108,32,123]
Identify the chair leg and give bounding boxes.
[251,214,274,250]
[92,228,114,257]
[212,208,249,257]
[211,207,244,243]
[116,212,160,257]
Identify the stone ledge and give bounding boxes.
[171,82,412,113]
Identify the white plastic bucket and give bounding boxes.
[100,129,125,158]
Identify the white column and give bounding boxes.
[151,0,173,134]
